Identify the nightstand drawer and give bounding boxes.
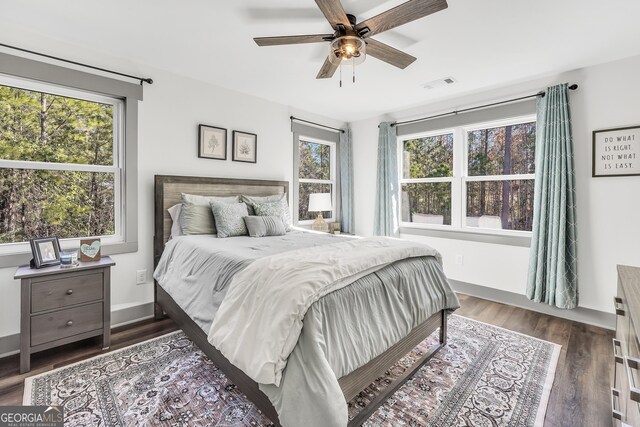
[31,273,103,313]
[31,302,103,346]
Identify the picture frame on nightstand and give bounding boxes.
[29,236,61,269]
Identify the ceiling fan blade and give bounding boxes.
[356,0,448,37]
[314,0,352,29]
[366,38,416,69]
[317,56,339,79]
[254,34,334,46]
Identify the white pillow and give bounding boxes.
[168,203,183,238]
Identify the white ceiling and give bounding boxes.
[2,0,640,122]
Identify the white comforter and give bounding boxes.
[207,236,441,386]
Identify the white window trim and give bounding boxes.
[0,74,126,255]
[399,114,536,238]
[297,136,337,225]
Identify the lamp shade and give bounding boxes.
[308,193,332,212]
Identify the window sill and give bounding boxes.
[399,225,531,247]
[0,241,137,269]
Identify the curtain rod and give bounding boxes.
[0,43,153,86]
[290,116,344,133]
[386,84,578,128]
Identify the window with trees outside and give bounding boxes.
[0,77,124,247]
[400,116,536,233]
[297,138,335,223]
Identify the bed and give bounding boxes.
[152,174,459,426]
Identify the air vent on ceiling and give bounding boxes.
[423,77,456,90]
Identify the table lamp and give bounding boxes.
[308,193,332,232]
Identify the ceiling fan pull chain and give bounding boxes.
[353,62,356,84]
[339,64,343,88]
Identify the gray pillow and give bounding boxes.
[181,194,240,235]
[244,216,287,237]
[253,200,292,231]
[242,193,286,215]
[209,202,249,238]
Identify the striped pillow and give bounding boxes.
[244,216,287,237]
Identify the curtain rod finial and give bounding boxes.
[568,84,578,90]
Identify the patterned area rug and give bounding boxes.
[24,315,559,426]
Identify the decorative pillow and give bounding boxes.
[209,202,249,238]
[181,194,240,235]
[244,215,287,237]
[242,193,287,215]
[167,204,183,238]
[253,200,292,231]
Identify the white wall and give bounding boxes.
[0,65,344,340]
[352,54,640,314]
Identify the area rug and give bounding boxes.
[24,315,560,426]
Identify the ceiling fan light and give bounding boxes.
[329,36,366,66]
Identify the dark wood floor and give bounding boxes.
[0,294,614,427]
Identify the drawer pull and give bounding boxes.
[625,355,640,402]
[611,387,624,420]
[66,320,73,327]
[66,289,73,295]
[613,338,624,364]
[615,297,625,316]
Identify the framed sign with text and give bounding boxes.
[592,125,640,177]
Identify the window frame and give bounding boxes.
[0,75,126,254]
[399,114,536,237]
[296,135,337,225]
[399,128,458,229]
[0,51,141,267]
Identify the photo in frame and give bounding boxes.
[198,124,227,160]
[232,130,257,163]
[592,125,640,177]
[30,236,61,268]
[79,238,102,262]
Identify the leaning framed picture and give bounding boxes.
[30,236,61,268]
[592,125,640,177]
[232,130,257,163]
[198,124,227,160]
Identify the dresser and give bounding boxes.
[14,256,114,373]
[612,265,640,426]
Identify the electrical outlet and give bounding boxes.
[136,269,147,285]
[455,255,464,265]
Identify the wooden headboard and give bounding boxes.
[153,175,289,266]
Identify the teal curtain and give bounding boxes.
[527,83,578,309]
[339,128,354,234]
[374,122,399,237]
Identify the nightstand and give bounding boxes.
[14,256,115,373]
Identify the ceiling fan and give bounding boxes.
[253,0,448,81]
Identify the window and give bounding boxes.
[297,137,336,223]
[0,76,124,247]
[401,131,454,225]
[400,115,536,234]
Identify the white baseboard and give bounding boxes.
[0,301,156,359]
[451,279,615,330]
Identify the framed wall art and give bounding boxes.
[593,125,640,177]
[232,130,257,163]
[198,124,227,160]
